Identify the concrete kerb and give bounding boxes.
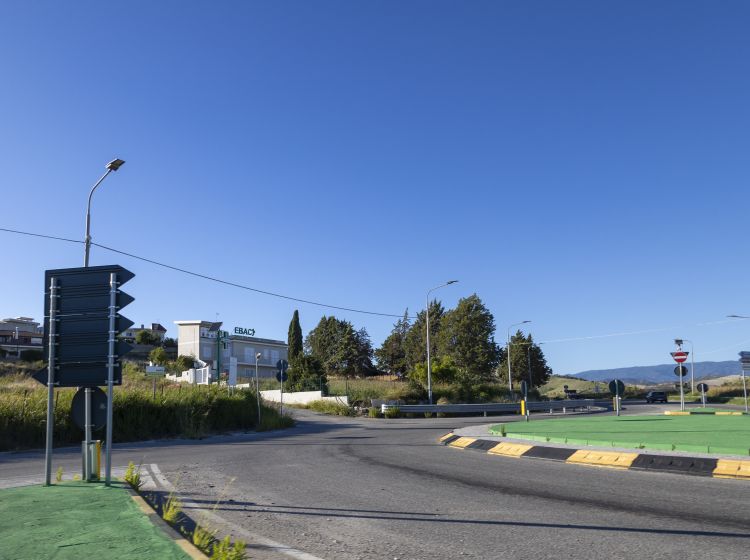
[122,482,207,559]
[439,432,750,480]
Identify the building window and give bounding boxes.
[271,350,279,364]
[244,347,255,362]
[201,346,213,360]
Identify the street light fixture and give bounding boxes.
[84,158,126,267]
[507,320,531,396]
[675,338,695,394]
[255,352,262,426]
[426,280,458,405]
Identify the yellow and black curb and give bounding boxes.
[439,433,750,480]
[123,485,207,559]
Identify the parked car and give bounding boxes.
[645,391,667,404]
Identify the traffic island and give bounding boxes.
[439,414,750,480]
[490,414,750,455]
[0,481,196,559]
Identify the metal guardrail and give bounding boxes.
[380,399,601,415]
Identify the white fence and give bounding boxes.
[166,361,212,385]
[256,389,349,406]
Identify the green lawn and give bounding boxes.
[490,414,750,456]
[0,482,190,559]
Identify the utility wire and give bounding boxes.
[0,226,406,318]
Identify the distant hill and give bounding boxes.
[569,360,741,385]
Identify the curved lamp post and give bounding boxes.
[426,280,458,404]
[84,158,125,267]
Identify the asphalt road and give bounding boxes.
[2,406,749,560]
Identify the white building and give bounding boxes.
[174,320,288,381]
[0,317,43,356]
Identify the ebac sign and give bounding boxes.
[234,327,256,336]
[33,265,135,387]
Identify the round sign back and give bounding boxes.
[697,382,709,393]
[608,379,625,395]
[71,387,107,431]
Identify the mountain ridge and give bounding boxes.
[568,360,741,384]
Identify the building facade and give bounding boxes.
[0,317,43,356]
[174,320,288,380]
[121,323,168,343]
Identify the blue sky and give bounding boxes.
[1,1,749,374]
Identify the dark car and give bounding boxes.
[645,391,667,404]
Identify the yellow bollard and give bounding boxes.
[520,399,526,416]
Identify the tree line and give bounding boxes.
[285,293,551,393]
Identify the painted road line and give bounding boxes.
[487,442,533,457]
[566,450,638,469]
[713,459,750,479]
[448,437,477,449]
[149,464,326,560]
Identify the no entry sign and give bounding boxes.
[671,351,689,363]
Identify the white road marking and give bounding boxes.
[148,463,325,560]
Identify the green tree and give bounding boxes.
[403,300,445,372]
[149,346,168,366]
[499,331,551,388]
[374,309,411,376]
[287,310,303,366]
[172,354,194,372]
[438,294,500,387]
[305,316,371,376]
[287,355,325,392]
[136,330,160,345]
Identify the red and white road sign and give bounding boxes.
[671,351,689,363]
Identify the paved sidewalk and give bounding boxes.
[0,481,192,559]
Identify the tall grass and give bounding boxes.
[0,366,293,451]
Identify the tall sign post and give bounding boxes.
[609,379,625,416]
[276,359,288,417]
[671,347,689,412]
[738,352,750,413]
[35,265,134,485]
[696,382,709,408]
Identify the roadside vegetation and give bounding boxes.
[0,361,293,451]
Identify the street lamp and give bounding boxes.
[255,352,262,427]
[426,280,458,405]
[674,338,695,393]
[81,158,124,482]
[507,320,531,396]
[84,158,125,267]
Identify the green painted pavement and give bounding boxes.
[0,481,191,560]
[490,414,750,455]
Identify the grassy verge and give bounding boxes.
[0,365,293,451]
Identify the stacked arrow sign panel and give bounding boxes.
[34,265,135,387]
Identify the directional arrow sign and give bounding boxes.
[671,351,689,363]
[33,363,123,387]
[39,265,135,387]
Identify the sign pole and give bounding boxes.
[44,277,58,486]
[84,391,91,480]
[105,272,117,486]
[742,369,749,414]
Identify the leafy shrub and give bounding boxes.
[124,461,144,491]
[162,492,182,524]
[305,400,352,416]
[192,525,216,554]
[19,350,44,362]
[0,375,293,451]
[383,406,400,419]
[210,535,246,560]
[368,407,381,418]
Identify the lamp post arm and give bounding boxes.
[84,169,113,267]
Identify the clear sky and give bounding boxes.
[1,1,749,374]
